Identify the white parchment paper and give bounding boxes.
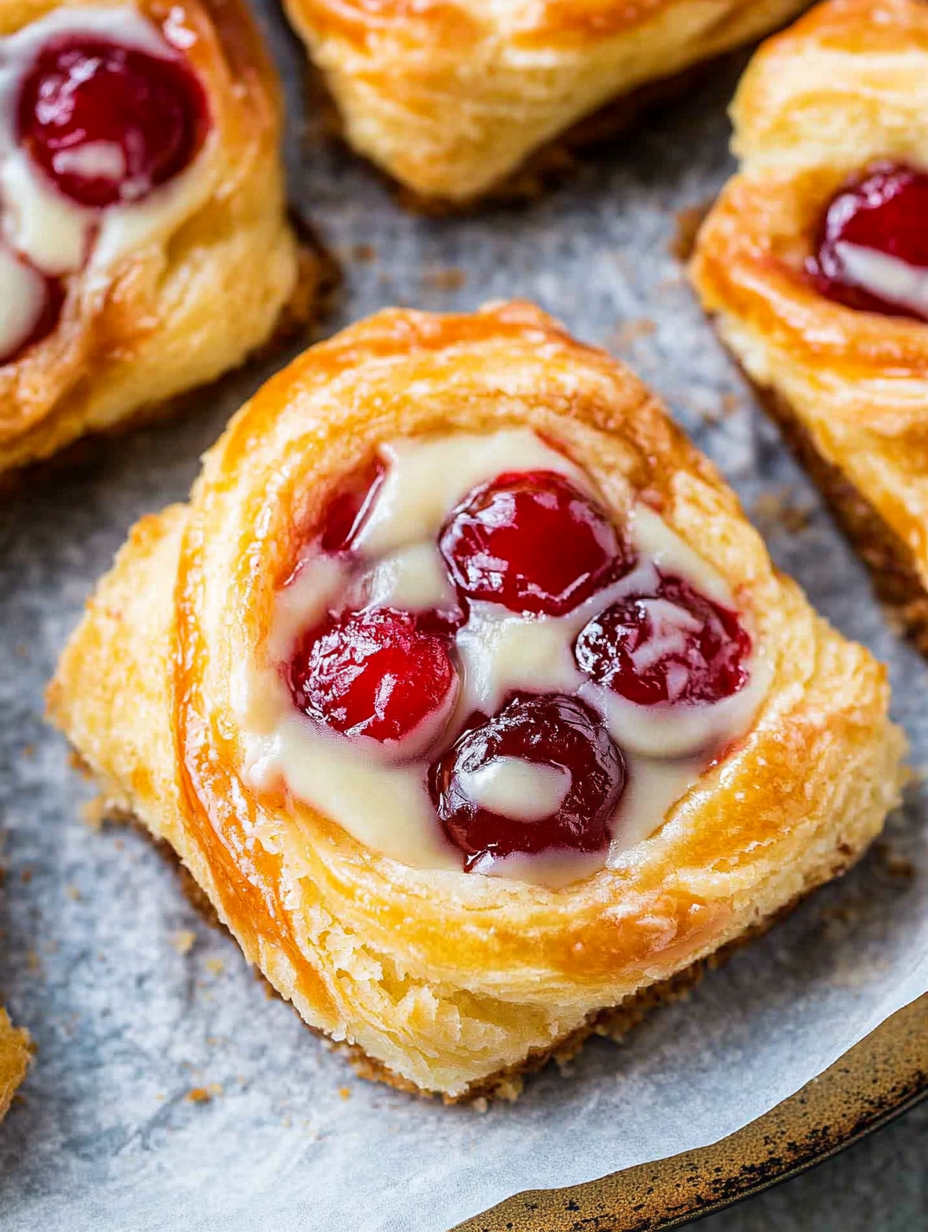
[1,7,926,1230]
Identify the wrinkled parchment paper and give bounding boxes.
[1,8,926,1230]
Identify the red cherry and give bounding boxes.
[429,693,626,869]
[289,607,457,746]
[319,458,385,553]
[17,35,209,210]
[439,470,628,617]
[806,161,928,321]
[574,574,751,707]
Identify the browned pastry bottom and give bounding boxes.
[0,234,339,497]
[103,804,867,1104]
[745,380,928,655]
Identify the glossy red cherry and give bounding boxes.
[430,693,626,869]
[439,470,628,617]
[319,458,385,553]
[807,161,928,321]
[574,575,751,707]
[17,35,208,210]
[289,607,457,746]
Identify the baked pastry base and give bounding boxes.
[739,374,928,655]
[0,1008,31,1121]
[101,796,863,1105]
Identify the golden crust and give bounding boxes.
[0,1008,31,1121]
[690,0,928,622]
[282,0,810,202]
[48,301,906,1098]
[0,0,309,475]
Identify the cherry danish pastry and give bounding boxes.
[691,0,928,651]
[49,303,905,1099]
[280,0,811,204]
[0,0,322,476]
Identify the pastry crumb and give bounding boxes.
[351,242,376,262]
[65,884,81,901]
[338,1086,352,1100]
[171,930,196,956]
[874,840,916,880]
[80,797,107,830]
[470,1096,489,1114]
[205,958,224,976]
[420,265,466,292]
[751,487,812,535]
[185,1083,223,1104]
[669,201,712,261]
[607,317,656,350]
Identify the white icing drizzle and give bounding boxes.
[0,3,214,356]
[237,431,771,888]
[833,241,928,319]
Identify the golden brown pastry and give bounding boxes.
[0,1008,30,1121]
[0,0,319,476]
[690,0,928,648]
[48,302,905,1100]
[282,0,812,204]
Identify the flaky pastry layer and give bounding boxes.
[282,0,810,202]
[0,0,310,475]
[48,301,905,1098]
[690,0,928,638]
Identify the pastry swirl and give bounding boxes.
[690,0,928,645]
[48,302,905,1098]
[0,0,316,476]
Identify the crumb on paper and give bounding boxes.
[420,266,466,293]
[21,744,34,758]
[171,930,196,956]
[26,949,41,972]
[205,958,224,976]
[20,867,32,884]
[669,201,711,262]
[65,884,81,901]
[874,840,916,880]
[185,1083,223,1104]
[607,317,656,351]
[470,1097,489,1114]
[81,797,107,831]
[351,242,376,263]
[338,1086,352,1101]
[751,487,812,535]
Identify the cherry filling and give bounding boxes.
[806,161,928,321]
[439,470,628,616]
[318,458,386,554]
[17,35,208,209]
[574,574,751,707]
[429,693,626,868]
[278,454,755,878]
[289,607,457,746]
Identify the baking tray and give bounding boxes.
[1,6,927,1229]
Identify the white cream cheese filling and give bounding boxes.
[833,241,928,320]
[236,429,771,888]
